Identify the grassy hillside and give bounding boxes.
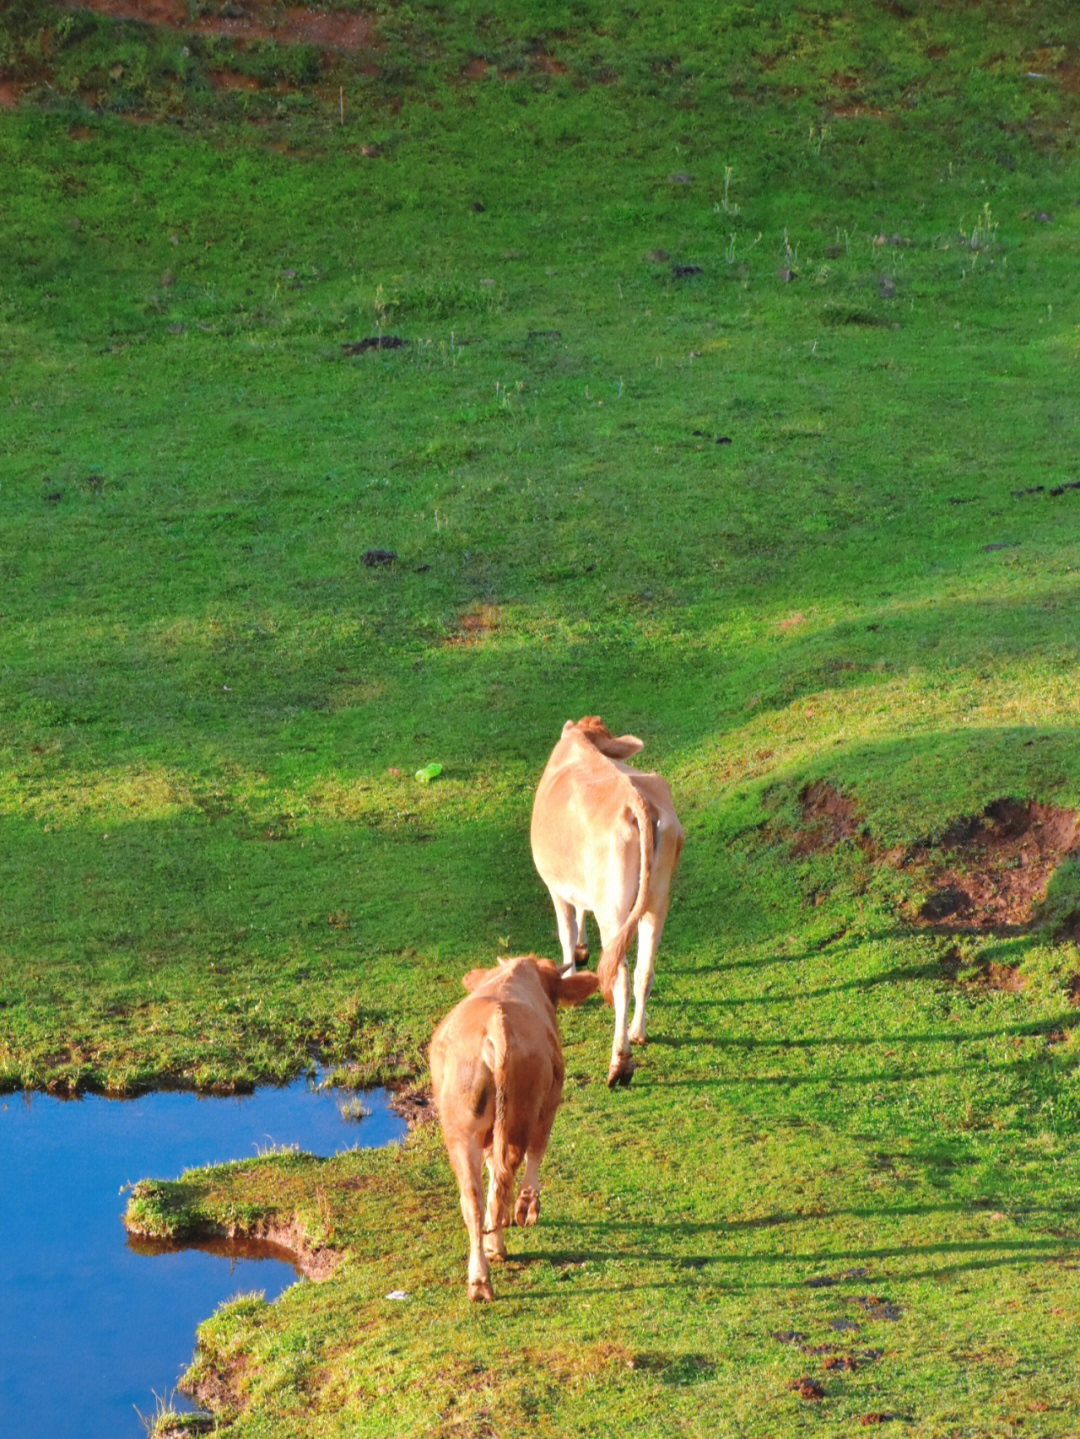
[3,1,1080,1433]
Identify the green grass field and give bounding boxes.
[3,0,1080,1433]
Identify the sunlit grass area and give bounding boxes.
[3,0,1080,1432]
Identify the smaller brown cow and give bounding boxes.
[429,955,599,1301]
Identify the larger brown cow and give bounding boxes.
[531,716,684,1087]
[429,954,599,1301]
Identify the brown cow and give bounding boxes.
[531,716,684,1087]
[429,954,599,1301]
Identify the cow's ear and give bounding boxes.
[461,968,490,991]
[555,971,601,1005]
[597,732,644,759]
[574,717,644,759]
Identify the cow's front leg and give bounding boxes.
[629,908,666,1046]
[607,960,635,1087]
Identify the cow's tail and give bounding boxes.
[598,788,654,1005]
[481,1007,512,1192]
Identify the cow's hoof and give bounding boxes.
[574,943,590,967]
[629,1031,647,1047]
[468,1277,494,1302]
[514,1186,540,1227]
[607,1057,637,1088]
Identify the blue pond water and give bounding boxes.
[0,1078,406,1439]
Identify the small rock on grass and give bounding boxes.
[342,336,407,353]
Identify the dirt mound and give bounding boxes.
[778,785,1079,938]
[912,799,1080,933]
[58,0,378,50]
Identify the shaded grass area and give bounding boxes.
[3,0,1080,1433]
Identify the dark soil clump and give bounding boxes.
[789,1377,826,1400]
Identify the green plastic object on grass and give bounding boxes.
[415,762,443,783]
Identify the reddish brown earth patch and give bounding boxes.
[531,49,568,74]
[445,603,501,646]
[789,1377,826,1400]
[912,799,1080,933]
[790,781,868,857]
[971,961,1028,993]
[461,56,489,80]
[1065,974,1080,1006]
[775,786,1079,941]
[1027,47,1080,96]
[59,0,378,50]
[209,69,263,91]
[0,79,22,110]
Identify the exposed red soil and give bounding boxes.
[461,56,489,80]
[0,79,21,110]
[531,49,568,75]
[444,603,501,646]
[1026,47,1080,96]
[789,1376,826,1400]
[789,780,868,857]
[1065,973,1080,1006]
[58,0,379,50]
[912,799,1080,933]
[125,1212,340,1279]
[209,69,263,91]
[780,786,1080,940]
[971,961,1028,993]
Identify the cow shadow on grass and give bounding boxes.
[519,1234,1079,1296]
[645,1012,1074,1053]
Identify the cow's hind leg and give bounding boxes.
[607,956,635,1087]
[573,905,589,966]
[448,1136,492,1301]
[551,895,580,972]
[483,1141,522,1263]
[628,906,668,1046]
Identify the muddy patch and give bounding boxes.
[390,1082,435,1128]
[0,79,22,110]
[59,0,379,50]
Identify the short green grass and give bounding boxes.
[3,0,1080,1433]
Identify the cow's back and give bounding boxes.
[531,736,639,898]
